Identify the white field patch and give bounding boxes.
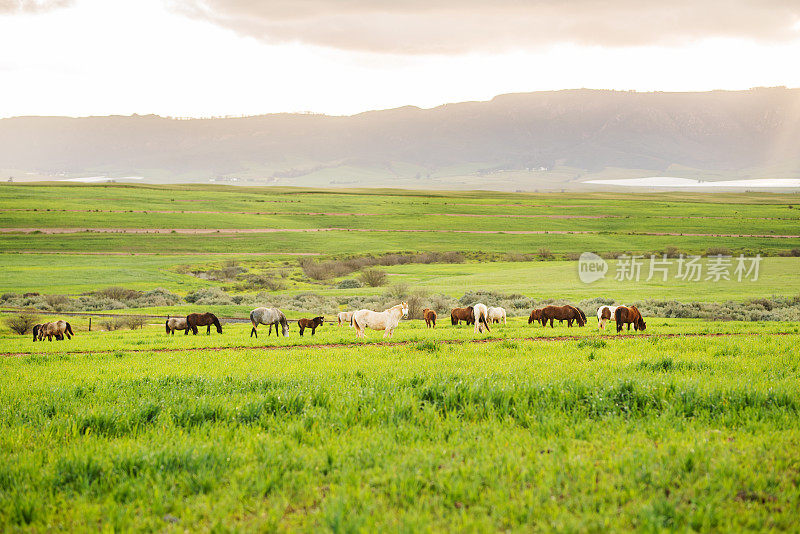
[583,177,800,188]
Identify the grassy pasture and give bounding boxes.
[1,185,799,257]
[1,316,798,355]
[1,253,798,300]
[1,322,798,531]
[3,185,800,531]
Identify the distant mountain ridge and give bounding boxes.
[2,88,800,190]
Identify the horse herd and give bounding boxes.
[31,303,646,342]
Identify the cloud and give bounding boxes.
[0,0,73,13]
[167,0,800,54]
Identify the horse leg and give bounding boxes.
[299,326,304,337]
[250,325,257,338]
[311,327,316,335]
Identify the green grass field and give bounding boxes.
[3,184,800,531]
[2,319,799,530]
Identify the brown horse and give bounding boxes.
[575,307,587,326]
[450,306,474,326]
[540,305,586,328]
[422,308,437,328]
[185,312,222,335]
[528,308,542,325]
[33,320,73,342]
[298,316,324,336]
[615,306,646,333]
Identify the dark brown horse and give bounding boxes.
[450,307,474,326]
[185,312,222,335]
[298,316,324,336]
[422,308,437,328]
[615,306,646,333]
[540,305,586,328]
[528,308,542,325]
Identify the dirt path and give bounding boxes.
[2,331,794,358]
[3,208,796,221]
[3,227,799,238]
[11,251,321,256]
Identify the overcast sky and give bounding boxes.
[1,0,800,118]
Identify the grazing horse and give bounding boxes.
[597,306,618,331]
[487,306,507,325]
[528,308,543,325]
[615,306,646,333]
[185,313,222,335]
[165,317,188,335]
[351,302,408,339]
[422,308,437,328]
[540,305,585,328]
[250,307,289,338]
[337,311,354,327]
[450,307,474,326]
[575,308,587,326]
[298,316,324,336]
[33,320,73,342]
[473,303,491,334]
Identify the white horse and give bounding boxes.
[473,303,491,334]
[597,305,618,330]
[351,302,408,338]
[165,317,187,335]
[487,306,507,325]
[337,311,354,327]
[250,307,289,338]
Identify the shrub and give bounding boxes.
[706,247,731,257]
[44,294,71,311]
[102,318,128,331]
[359,269,387,287]
[337,279,363,289]
[5,311,40,335]
[406,290,429,320]
[132,288,182,307]
[184,287,234,305]
[235,274,286,292]
[537,247,554,260]
[125,316,147,330]
[95,287,142,301]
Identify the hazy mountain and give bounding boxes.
[3,88,800,190]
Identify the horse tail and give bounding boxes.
[479,309,490,332]
[351,312,360,331]
[32,324,39,342]
[165,320,171,333]
[65,322,73,336]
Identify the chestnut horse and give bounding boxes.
[185,312,222,335]
[422,308,437,328]
[450,306,474,326]
[540,305,585,328]
[298,316,324,336]
[615,306,646,333]
[528,308,542,325]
